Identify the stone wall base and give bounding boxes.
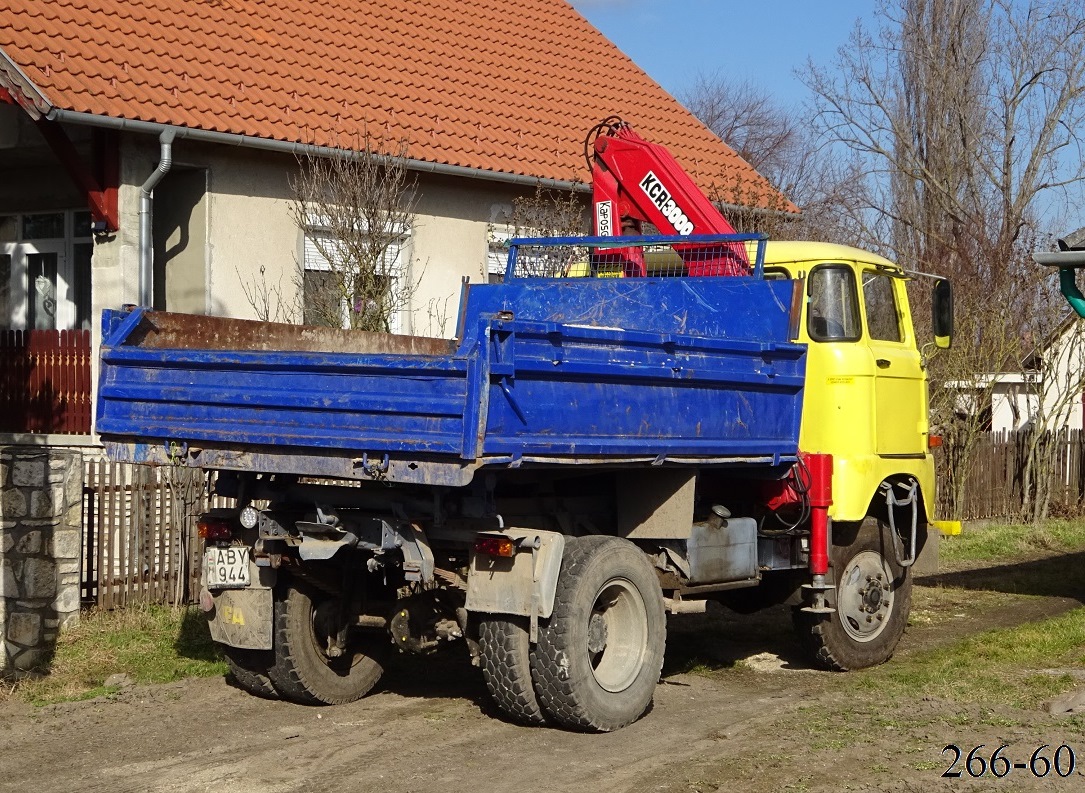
[1,447,82,675]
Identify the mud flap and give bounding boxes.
[205,588,274,650]
[465,529,565,636]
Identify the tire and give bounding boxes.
[531,535,666,732]
[222,646,279,699]
[794,518,912,671]
[267,579,384,705]
[478,615,547,726]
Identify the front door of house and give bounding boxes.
[2,240,66,329]
[0,211,92,331]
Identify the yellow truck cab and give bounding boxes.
[763,241,937,527]
[760,241,952,671]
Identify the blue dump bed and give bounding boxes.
[97,236,807,487]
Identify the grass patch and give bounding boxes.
[940,519,1085,565]
[857,606,1085,708]
[5,604,226,706]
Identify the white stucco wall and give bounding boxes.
[200,147,298,320]
[990,382,1038,433]
[94,138,572,339]
[1040,323,1085,431]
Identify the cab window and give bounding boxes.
[863,271,902,342]
[807,265,861,341]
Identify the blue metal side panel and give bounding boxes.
[98,267,805,479]
[97,314,473,455]
[461,277,805,460]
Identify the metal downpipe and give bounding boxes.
[139,130,175,307]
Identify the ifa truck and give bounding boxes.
[95,119,953,731]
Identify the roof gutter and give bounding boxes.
[45,109,802,217]
[46,108,584,192]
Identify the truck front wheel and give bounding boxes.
[531,535,666,732]
[267,579,384,705]
[793,518,912,671]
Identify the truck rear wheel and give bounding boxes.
[222,646,278,699]
[267,579,384,705]
[793,518,912,671]
[477,615,547,725]
[531,535,666,732]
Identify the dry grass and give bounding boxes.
[2,604,225,705]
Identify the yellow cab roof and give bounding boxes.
[762,241,900,271]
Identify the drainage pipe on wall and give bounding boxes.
[138,129,175,308]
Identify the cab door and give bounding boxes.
[861,269,927,456]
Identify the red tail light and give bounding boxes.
[474,536,515,558]
[929,434,943,449]
[198,517,233,541]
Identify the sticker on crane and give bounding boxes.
[596,200,615,235]
[639,171,695,235]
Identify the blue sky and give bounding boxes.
[569,0,875,109]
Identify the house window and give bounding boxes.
[302,226,407,333]
[487,229,511,284]
[23,213,66,240]
[0,210,92,331]
[863,271,902,342]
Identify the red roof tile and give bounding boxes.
[0,0,794,211]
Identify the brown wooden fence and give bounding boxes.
[81,460,231,608]
[0,329,92,434]
[936,429,1085,521]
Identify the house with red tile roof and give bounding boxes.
[0,0,791,437]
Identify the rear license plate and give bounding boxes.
[204,546,250,589]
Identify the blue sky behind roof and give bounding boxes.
[569,0,874,110]
[571,0,1085,234]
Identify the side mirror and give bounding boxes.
[932,279,953,349]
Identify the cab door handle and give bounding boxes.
[876,359,891,368]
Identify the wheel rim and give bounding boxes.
[837,550,895,643]
[587,577,649,692]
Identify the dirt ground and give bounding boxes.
[3,552,1085,793]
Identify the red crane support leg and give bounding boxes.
[804,453,833,576]
[800,453,836,614]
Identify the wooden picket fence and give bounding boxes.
[0,329,92,435]
[81,459,230,608]
[936,429,1085,521]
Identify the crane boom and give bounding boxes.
[588,117,748,277]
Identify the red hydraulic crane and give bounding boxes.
[587,117,749,277]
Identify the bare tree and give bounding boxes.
[678,71,867,242]
[1014,309,1085,521]
[802,0,1085,519]
[487,183,588,279]
[502,183,588,239]
[291,133,419,332]
[678,74,802,183]
[237,263,298,324]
